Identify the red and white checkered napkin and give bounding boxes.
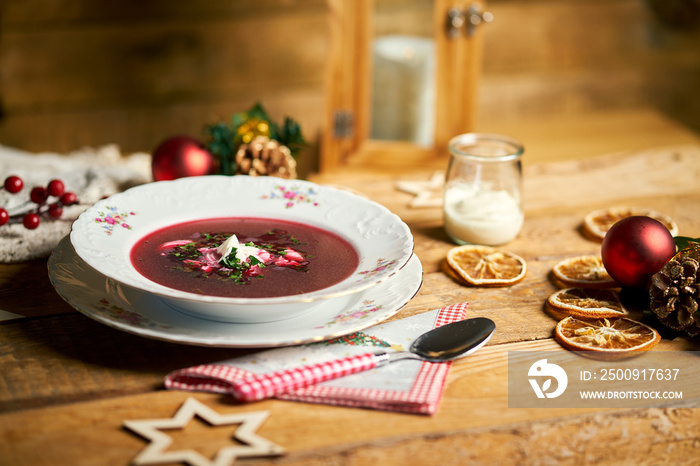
[165,302,468,415]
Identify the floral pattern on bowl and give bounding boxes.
[261,184,319,209]
[357,258,399,282]
[317,299,384,328]
[93,207,136,235]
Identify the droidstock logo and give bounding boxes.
[528,359,568,399]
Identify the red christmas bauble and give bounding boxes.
[151,136,217,181]
[601,216,676,288]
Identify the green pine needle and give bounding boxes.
[674,236,700,251]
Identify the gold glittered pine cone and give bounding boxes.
[235,135,297,179]
[649,243,700,336]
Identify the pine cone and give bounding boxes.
[649,244,700,336]
[235,136,297,179]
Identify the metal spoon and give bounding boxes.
[230,317,496,402]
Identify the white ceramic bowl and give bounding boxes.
[70,176,414,323]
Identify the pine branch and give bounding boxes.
[203,102,306,176]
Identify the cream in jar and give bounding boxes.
[443,183,523,245]
[442,133,524,246]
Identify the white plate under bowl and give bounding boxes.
[48,236,423,348]
[69,176,414,323]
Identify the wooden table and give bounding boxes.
[2,110,700,465]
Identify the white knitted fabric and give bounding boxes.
[0,144,151,262]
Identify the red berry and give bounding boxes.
[23,213,40,229]
[60,192,78,206]
[47,179,65,197]
[48,203,63,218]
[30,186,48,204]
[0,208,8,226]
[4,176,23,193]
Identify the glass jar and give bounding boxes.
[443,133,524,246]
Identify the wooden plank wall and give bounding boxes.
[1,0,699,174]
[478,0,700,132]
[0,0,330,176]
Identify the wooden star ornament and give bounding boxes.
[123,397,285,466]
[394,171,444,208]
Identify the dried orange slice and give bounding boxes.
[583,207,678,241]
[555,316,660,359]
[442,258,467,285]
[547,287,628,318]
[552,255,617,288]
[446,245,526,287]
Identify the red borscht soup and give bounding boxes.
[130,217,359,298]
